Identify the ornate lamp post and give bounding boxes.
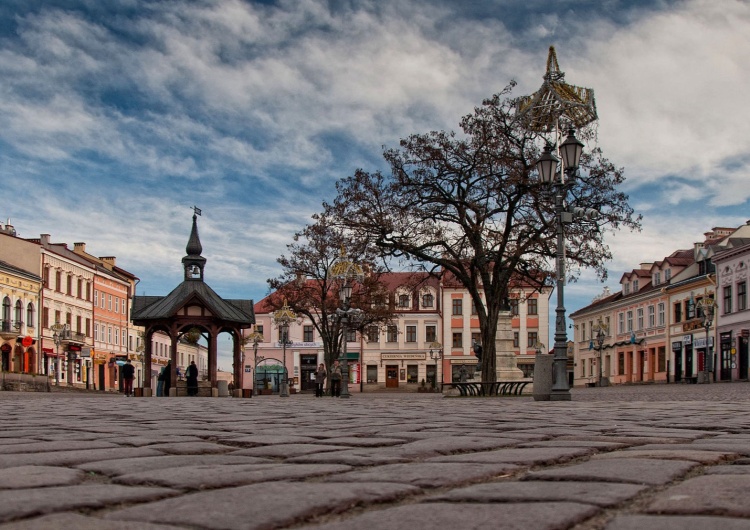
[246,330,264,394]
[330,248,365,399]
[593,319,608,387]
[50,322,68,387]
[429,341,443,392]
[536,128,585,401]
[696,291,716,383]
[273,302,296,398]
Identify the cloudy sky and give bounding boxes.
[1,0,748,363]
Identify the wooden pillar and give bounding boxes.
[144,328,153,391]
[209,330,218,388]
[234,329,242,390]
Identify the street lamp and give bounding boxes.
[50,322,68,387]
[246,330,264,394]
[593,319,608,387]
[330,248,365,399]
[429,341,443,392]
[272,302,295,397]
[696,291,716,383]
[536,127,585,401]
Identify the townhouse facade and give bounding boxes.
[571,224,750,386]
[248,271,550,394]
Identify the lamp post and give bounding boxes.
[696,291,716,383]
[50,322,68,387]
[536,128,585,401]
[330,248,365,399]
[593,319,608,387]
[429,341,443,392]
[247,331,264,394]
[273,303,295,397]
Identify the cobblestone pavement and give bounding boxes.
[2,383,750,529]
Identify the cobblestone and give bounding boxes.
[2,383,750,529]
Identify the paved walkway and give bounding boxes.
[2,383,750,529]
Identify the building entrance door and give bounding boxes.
[685,346,693,379]
[740,339,749,380]
[386,365,399,388]
[300,354,317,392]
[98,364,105,391]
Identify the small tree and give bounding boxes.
[325,84,641,381]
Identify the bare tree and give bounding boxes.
[324,84,641,381]
[268,214,396,374]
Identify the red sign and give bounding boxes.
[22,336,33,348]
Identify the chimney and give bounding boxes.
[40,234,50,247]
[74,242,86,253]
[100,256,116,268]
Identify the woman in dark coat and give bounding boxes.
[186,360,199,396]
[163,360,172,396]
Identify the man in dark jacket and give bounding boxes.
[186,360,199,396]
[163,360,172,397]
[122,359,135,397]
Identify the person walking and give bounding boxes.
[314,363,327,397]
[163,360,172,397]
[121,359,135,397]
[330,359,342,398]
[186,360,199,396]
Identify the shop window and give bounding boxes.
[406,364,418,383]
[366,365,378,383]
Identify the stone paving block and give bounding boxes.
[626,442,750,456]
[323,462,519,487]
[76,454,271,476]
[211,434,323,446]
[114,463,351,489]
[0,513,186,530]
[287,448,410,466]
[0,484,177,523]
[604,514,750,530]
[525,457,697,485]
[320,437,408,447]
[593,448,734,464]
[430,480,647,507]
[0,440,119,454]
[304,501,599,530]
[0,466,84,489]
[705,464,750,474]
[0,447,164,469]
[557,435,686,446]
[389,435,541,458]
[143,441,238,455]
[104,481,419,529]
[647,474,750,517]
[230,443,350,458]
[519,440,627,450]
[110,435,206,447]
[427,447,591,465]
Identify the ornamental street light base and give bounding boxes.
[549,389,572,401]
[279,382,289,397]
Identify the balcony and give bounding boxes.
[60,329,87,343]
[0,320,22,339]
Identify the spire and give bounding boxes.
[182,211,206,281]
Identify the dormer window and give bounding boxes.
[624,283,630,295]
[653,272,660,285]
[633,280,639,292]
[664,269,671,281]
[421,293,434,308]
[398,294,410,308]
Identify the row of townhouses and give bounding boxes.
[571,223,750,387]
[0,222,207,391]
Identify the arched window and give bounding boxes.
[26,303,35,328]
[2,296,10,326]
[14,300,22,325]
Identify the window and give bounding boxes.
[648,306,655,328]
[510,298,519,316]
[406,325,416,343]
[14,300,22,325]
[115,328,119,346]
[658,303,665,326]
[55,271,61,292]
[43,267,50,288]
[452,332,462,348]
[624,283,630,295]
[471,302,477,315]
[626,311,633,332]
[452,299,463,316]
[76,315,82,333]
[95,323,100,342]
[674,302,682,323]
[618,313,624,334]
[86,319,90,337]
[724,286,733,314]
[303,325,313,342]
[346,328,356,342]
[114,297,119,313]
[422,293,433,308]
[94,290,98,307]
[86,282,91,301]
[107,326,112,344]
[471,332,481,347]
[77,279,83,298]
[108,294,112,311]
[686,298,695,320]
[513,332,519,348]
[67,275,72,295]
[398,294,410,308]
[406,364,418,383]
[653,272,661,285]
[637,308,644,330]
[387,325,398,342]
[366,365,378,383]
[528,331,538,348]
[527,298,538,315]
[42,307,49,329]
[658,346,666,372]
[738,282,747,311]
[26,303,35,328]
[664,269,671,281]
[54,310,61,327]
[367,326,379,343]
[122,299,126,314]
[633,280,639,292]
[425,325,436,344]
[618,352,625,375]
[256,325,263,337]
[582,324,587,342]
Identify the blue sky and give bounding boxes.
[1,0,749,364]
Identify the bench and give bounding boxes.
[449,381,530,397]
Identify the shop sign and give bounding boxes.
[671,341,682,352]
[22,336,33,348]
[693,337,714,349]
[682,335,692,345]
[381,353,426,360]
[682,321,703,332]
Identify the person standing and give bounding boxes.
[314,363,327,397]
[163,360,172,397]
[186,360,199,397]
[330,359,342,398]
[121,359,135,397]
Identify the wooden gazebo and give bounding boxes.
[131,212,254,396]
